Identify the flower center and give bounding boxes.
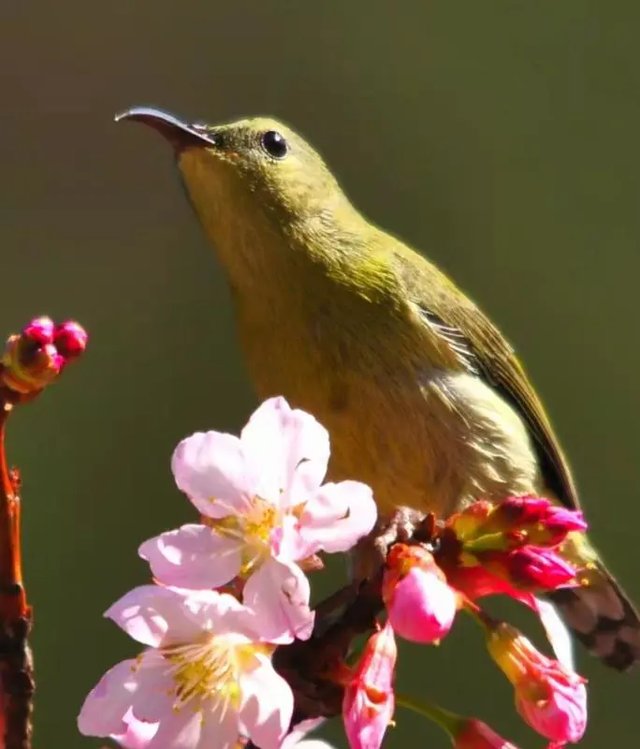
[162,633,252,712]
[210,496,279,574]
[243,497,277,547]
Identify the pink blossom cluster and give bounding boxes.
[342,495,588,749]
[1,316,87,396]
[78,397,377,749]
[79,398,590,749]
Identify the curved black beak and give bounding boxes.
[115,106,219,149]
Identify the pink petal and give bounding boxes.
[243,559,315,643]
[516,676,587,744]
[196,701,240,749]
[238,651,294,749]
[298,481,377,557]
[106,586,201,647]
[343,623,396,749]
[295,742,336,749]
[139,524,242,589]
[146,709,204,749]
[111,708,158,749]
[129,651,175,722]
[280,718,326,749]
[186,591,262,641]
[78,659,138,738]
[171,431,256,518]
[240,397,330,506]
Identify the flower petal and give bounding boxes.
[106,586,202,647]
[171,431,256,518]
[280,718,326,749]
[78,659,138,738]
[238,651,294,749]
[534,597,575,672]
[111,708,158,749]
[343,623,396,749]
[197,700,240,749]
[516,676,587,744]
[186,590,262,641]
[139,524,242,589]
[146,708,204,749]
[130,651,175,722]
[297,481,377,557]
[243,559,314,643]
[240,397,330,506]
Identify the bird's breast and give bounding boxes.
[235,292,541,519]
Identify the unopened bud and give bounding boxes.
[383,544,457,644]
[343,622,397,749]
[0,317,87,397]
[54,320,88,359]
[506,547,577,590]
[486,622,587,744]
[23,316,55,345]
[1,335,64,394]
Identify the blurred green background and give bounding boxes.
[1,1,639,747]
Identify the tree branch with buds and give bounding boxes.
[0,317,87,749]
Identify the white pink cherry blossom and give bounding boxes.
[140,397,377,641]
[78,585,293,749]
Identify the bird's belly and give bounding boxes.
[250,342,542,518]
[238,303,541,518]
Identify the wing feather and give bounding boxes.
[393,248,579,509]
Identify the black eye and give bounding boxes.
[261,130,288,159]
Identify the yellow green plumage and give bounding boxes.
[118,107,640,670]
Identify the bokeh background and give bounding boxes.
[1,2,639,746]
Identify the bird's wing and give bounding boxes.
[393,250,579,509]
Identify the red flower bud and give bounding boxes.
[487,623,587,744]
[505,547,577,590]
[447,496,587,554]
[454,718,519,748]
[383,544,457,644]
[22,316,55,345]
[343,622,397,749]
[54,321,88,359]
[0,317,87,396]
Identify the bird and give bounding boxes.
[116,105,640,671]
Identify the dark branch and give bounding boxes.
[0,396,34,749]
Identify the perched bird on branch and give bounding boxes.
[118,106,640,671]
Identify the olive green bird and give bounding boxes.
[117,106,640,670]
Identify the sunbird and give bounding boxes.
[117,106,640,670]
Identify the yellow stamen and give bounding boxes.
[162,634,256,714]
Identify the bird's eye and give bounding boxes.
[261,130,288,159]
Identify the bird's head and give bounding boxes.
[118,107,349,231]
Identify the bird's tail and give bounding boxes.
[548,561,640,671]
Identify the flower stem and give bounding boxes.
[0,397,34,749]
[396,692,460,738]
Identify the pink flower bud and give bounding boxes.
[1,335,64,394]
[505,547,577,590]
[483,497,586,548]
[454,718,519,748]
[23,316,55,345]
[487,623,587,744]
[1,317,87,396]
[54,320,88,359]
[447,496,587,553]
[383,544,457,644]
[343,622,396,749]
